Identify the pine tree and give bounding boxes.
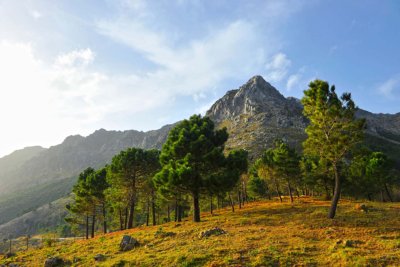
[155,114,246,222]
[272,140,301,203]
[107,148,161,229]
[302,80,365,218]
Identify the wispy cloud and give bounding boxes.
[30,10,42,19]
[286,74,301,91]
[97,17,269,100]
[265,53,291,83]
[55,48,95,67]
[377,76,400,98]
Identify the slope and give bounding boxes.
[0,197,70,241]
[2,198,400,266]
[0,176,76,226]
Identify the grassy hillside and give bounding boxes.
[0,176,76,225]
[2,197,400,266]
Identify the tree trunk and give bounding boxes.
[210,195,213,215]
[91,213,96,238]
[384,183,393,202]
[127,201,135,229]
[124,208,128,230]
[323,179,331,200]
[102,203,107,234]
[167,205,171,222]
[295,188,300,199]
[178,205,182,222]
[174,199,178,222]
[287,181,294,203]
[238,191,242,209]
[381,190,385,202]
[266,185,272,200]
[244,182,249,204]
[118,209,123,230]
[328,164,341,219]
[146,197,150,226]
[152,197,156,226]
[367,193,372,201]
[85,215,89,240]
[193,192,201,222]
[274,179,282,202]
[229,193,235,212]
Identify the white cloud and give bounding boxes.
[286,74,301,91]
[0,41,161,156]
[55,48,95,67]
[378,76,400,97]
[97,18,269,96]
[265,53,291,82]
[30,10,42,19]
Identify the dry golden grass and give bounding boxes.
[2,197,400,266]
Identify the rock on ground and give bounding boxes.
[199,227,227,238]
[119,235,139,251]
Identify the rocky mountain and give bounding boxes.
[207,75,400,163]
[1,75,399,239]
[206,75,308,160]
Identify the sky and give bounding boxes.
[0,0,399,157]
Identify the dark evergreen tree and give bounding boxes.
[155,114,246,222]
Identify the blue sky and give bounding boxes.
[0,0,399,157]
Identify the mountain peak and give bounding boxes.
[206,75,288,123]
[247,75,269,87]
[237,75,284,101]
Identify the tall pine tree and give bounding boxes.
[302,80,365,218]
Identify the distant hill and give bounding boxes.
[0,146,46,189]
[0,197,70,241]
[1,75,399,239]
[0,125,174,196]
[0,176,76,226]
[0,125,174,237]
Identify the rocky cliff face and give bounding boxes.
[206,75,308,159]
[207,75,400,162]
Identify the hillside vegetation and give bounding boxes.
[2,197,400,266]
[0,176,76,226]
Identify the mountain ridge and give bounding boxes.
[0,75,399,239]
